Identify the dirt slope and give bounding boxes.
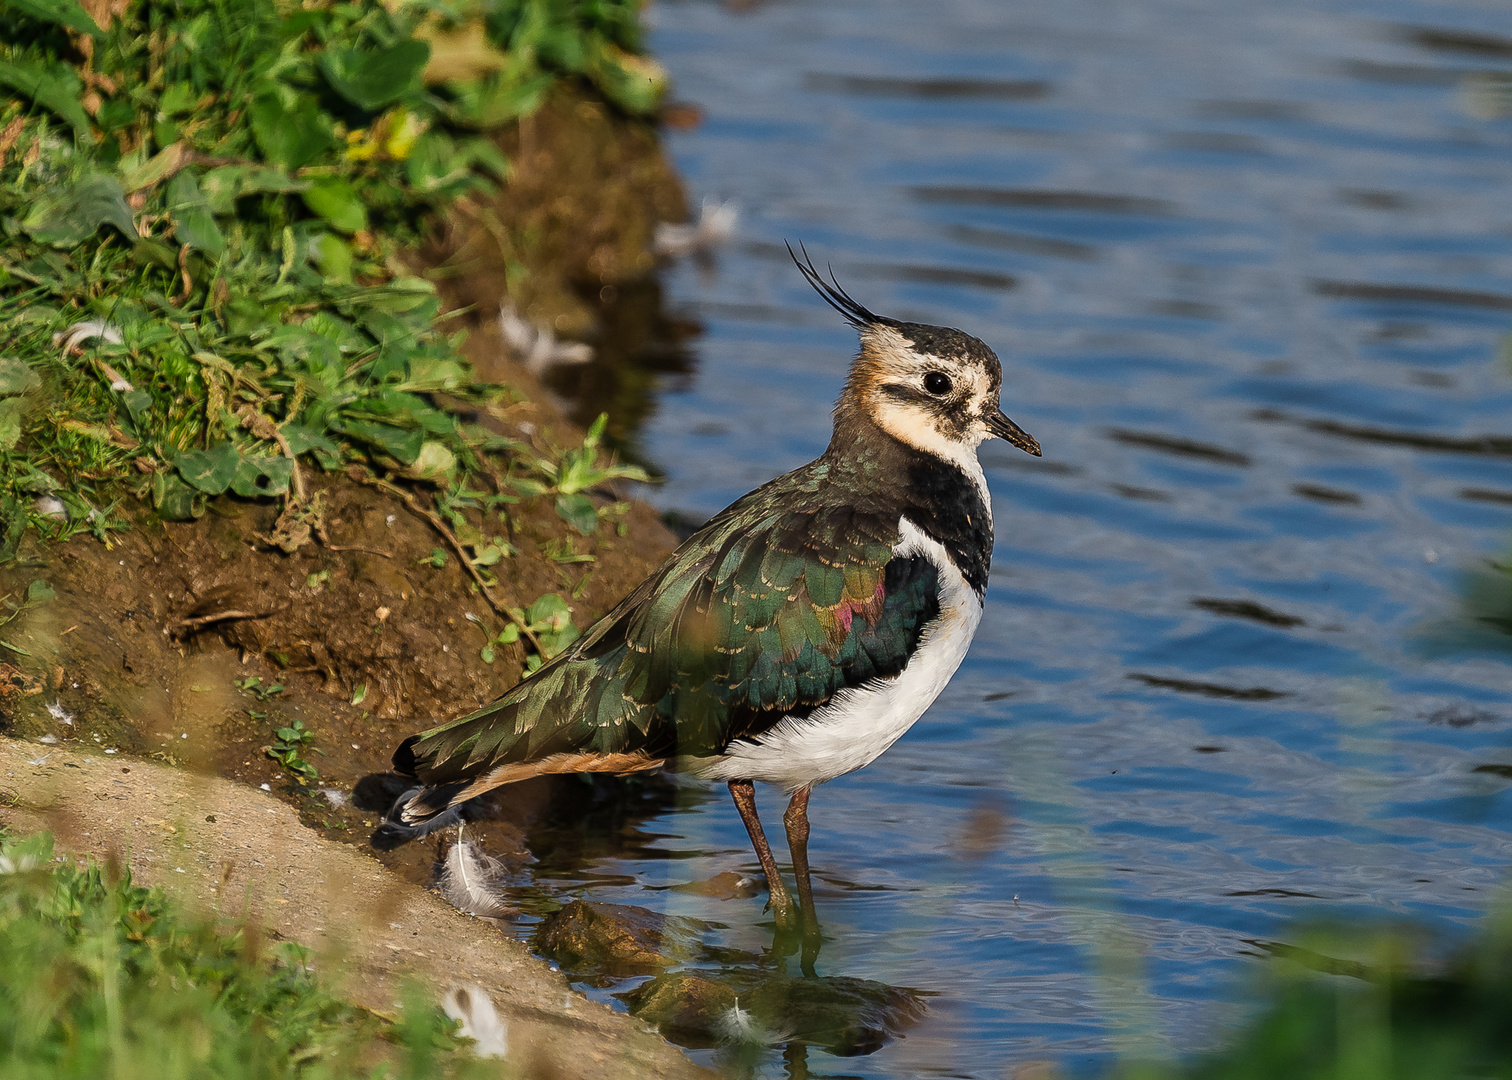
[0,737,710,1080]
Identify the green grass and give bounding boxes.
[1114,915,1512,1080]
[0,0,652,666]
[0,830,500,1078]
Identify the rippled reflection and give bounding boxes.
[509,0,1512,1075]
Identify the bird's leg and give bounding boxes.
[729,779,797,930]
[782,786,820,945]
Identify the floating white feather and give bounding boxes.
[653,197,738,258]
[714,998,787,1047]
[498,304,593,375]
[441,984,508,1059]
[438,829,511,918]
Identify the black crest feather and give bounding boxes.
[787,241,893,330]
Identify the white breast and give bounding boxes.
[693,517,984,793]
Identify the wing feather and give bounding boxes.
[395,466,943,808]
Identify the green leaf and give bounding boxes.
[470,544,505,567]
[120,143,181,193]
[538,622,580,659]
[555,493,598,536]
[584,412,608,450]
[526,593,573,632]
[165,171,225,257]
[229,455,294,498]
[319,40,430,111]
[404,441,455,484]
[311,232,352,283]
[121,388,153,426]
[587,46,669,116]
[0,640,32,656]
[301,176,367,235]
[337,419,423,464]
[0,360,40,397]
[5,0,103,36]
[280,424,340,459]
[0,58,91,136]
[396,354,467,391]
[26,580,55,604]
[442,70,553,129]
[250,90,335,170]
[200,164,305,213]
[0,398,27,450]
[21,175,135,248]
[150,472,204,520]
[0,498,25,563]
[351,683,367,705]
[157,81,197,117]
[175,442,241,495]
[130,237,179,272]
[468,139,510,182]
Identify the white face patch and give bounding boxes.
[856,326,997,506]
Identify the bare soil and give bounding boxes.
[0,738,709,1080]
[0,84,705,1066]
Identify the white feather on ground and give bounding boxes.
[53,319,123,353]
[441,984,508,1059]
[35,496,66,520]
[714,998,787,1047]
[653,197,738,258]
[438,829,511,918]
[498,304,593,375]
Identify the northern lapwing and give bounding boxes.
[379,246,1041,937]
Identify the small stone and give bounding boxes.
[671,871,761,900]
[534,900,693,974]
[620,974,735,1044]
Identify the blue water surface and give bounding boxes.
[535,0,1512,1075]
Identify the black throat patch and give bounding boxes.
[901,453,993,596]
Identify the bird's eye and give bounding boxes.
[923,372,952,396]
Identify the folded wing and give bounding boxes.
[394,477,940,821]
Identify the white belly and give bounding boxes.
[693,518,983,793]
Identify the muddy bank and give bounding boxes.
[0,738,709,1080]
[0,80,685,774]
[0,79,707,1066]
[421,87,702,451]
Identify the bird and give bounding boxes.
[378,245,1041,938]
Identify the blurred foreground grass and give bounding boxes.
[1116,915,1512,1080]
[0,830,500,1079]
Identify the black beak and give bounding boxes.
[987,408,1042,456]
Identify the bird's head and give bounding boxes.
[791,245,1041,462]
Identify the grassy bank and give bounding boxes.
[0,0,660,666]
[0,829,502,1078]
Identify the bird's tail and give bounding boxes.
[370,787,466,850]
[369,732,479,850]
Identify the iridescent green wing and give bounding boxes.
[397,480,940,787]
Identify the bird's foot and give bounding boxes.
[768,907,823,973]
[765,893,801,935]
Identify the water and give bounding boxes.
[535,0,1512,1075]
